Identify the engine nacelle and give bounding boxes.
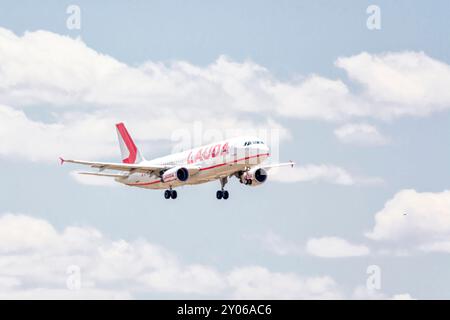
[239,167,267,186]
[162,166,189,183]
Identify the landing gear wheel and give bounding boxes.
[164,190,171,199]
[218,177,229,200]
[171,190,177,199]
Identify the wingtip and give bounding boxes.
[59,157,65,165]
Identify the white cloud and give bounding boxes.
[366,190,450,243]
[0,213,61,252]
[256,232,370,259]
[252,231,303,256]
[273,51,450,121]
[0,104,119,162]
[352,286,387,300]
[228,266,342,299]
[392,293,415,300]
[419,241,450,253]
[1,28,450,163]
[4,28,450,121]
[352,286,414,300]
[270,164,383,186]
[334,123,389,146]
[336,51,450,118]
[0,213,343,299]
[0,103,285,162]
[269,75,367,121]
[0,276,21,290]
[306,237,370,258]
[0,28,289,162]
[0,288,132,300]
[366,189,450,256]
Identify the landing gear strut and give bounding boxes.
[216,177,229,200]
[164,188,177,199]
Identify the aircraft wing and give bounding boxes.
[60,157,169,174]
[261,160,295,171]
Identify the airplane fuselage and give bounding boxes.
[118,136,270,190]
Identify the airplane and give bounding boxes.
[60,123,295,200]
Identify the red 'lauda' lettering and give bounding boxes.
[187,151,193,164]
[194,149,203,162]
[211,144,221,158]
[202,146,212,160]
[221,142,229,155]
[186,142,229,163]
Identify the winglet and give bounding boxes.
[289,160,295,168]
[59,157,65,165]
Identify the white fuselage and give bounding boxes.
[118,136,270,189]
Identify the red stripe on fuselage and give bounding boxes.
[125,153,269,187]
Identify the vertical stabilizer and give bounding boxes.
[116,123,144,164]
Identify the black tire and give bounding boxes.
[171,190,177,199]
[164,190,171,199]
[216,190,223,199]
[223,190,229,200]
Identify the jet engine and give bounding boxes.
[162,166,189,183]
[239,167,267,186]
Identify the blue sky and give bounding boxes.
[0,0,449,299]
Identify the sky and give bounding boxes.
[0,0,449,299]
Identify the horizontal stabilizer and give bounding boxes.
[77,171,128,178]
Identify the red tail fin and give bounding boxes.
[116,123,143,164]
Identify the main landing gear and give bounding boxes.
[216,190,229,200]
[216,177,229,200]
[164,188,177,199]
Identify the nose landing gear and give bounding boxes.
[164,188,177,199]
[216,177,230,200]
